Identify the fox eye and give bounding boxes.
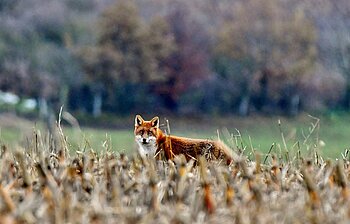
[148,131,152,136]
[140,130,144,135]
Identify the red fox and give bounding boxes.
[134,115,233,164]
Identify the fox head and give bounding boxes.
[134,115,159,157]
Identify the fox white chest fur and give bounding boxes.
[134,115,159,157]
[135,134,157,157]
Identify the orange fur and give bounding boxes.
[134,115,233,164]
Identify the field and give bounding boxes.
[1,113,350,223]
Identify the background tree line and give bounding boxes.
[0,0,349,118]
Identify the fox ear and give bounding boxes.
[135,115,144,126]
[151,116,159,128]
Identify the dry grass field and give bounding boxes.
[1,119,350,223]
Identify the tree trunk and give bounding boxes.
[38,97,55,134]
[92,91,102,117]
[238,95,250,116]
[289,94,300,116]
[38,97,48,118]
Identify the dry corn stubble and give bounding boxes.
[0,126,350,224]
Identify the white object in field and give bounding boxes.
[0,91,20,105]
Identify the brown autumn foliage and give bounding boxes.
[156,2,211,110]
[1,0,349,115]
[214,0,317,114]
[0,60,58,100]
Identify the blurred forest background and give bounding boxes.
[0,0,349,120]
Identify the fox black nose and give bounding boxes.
[142,138,147,143]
